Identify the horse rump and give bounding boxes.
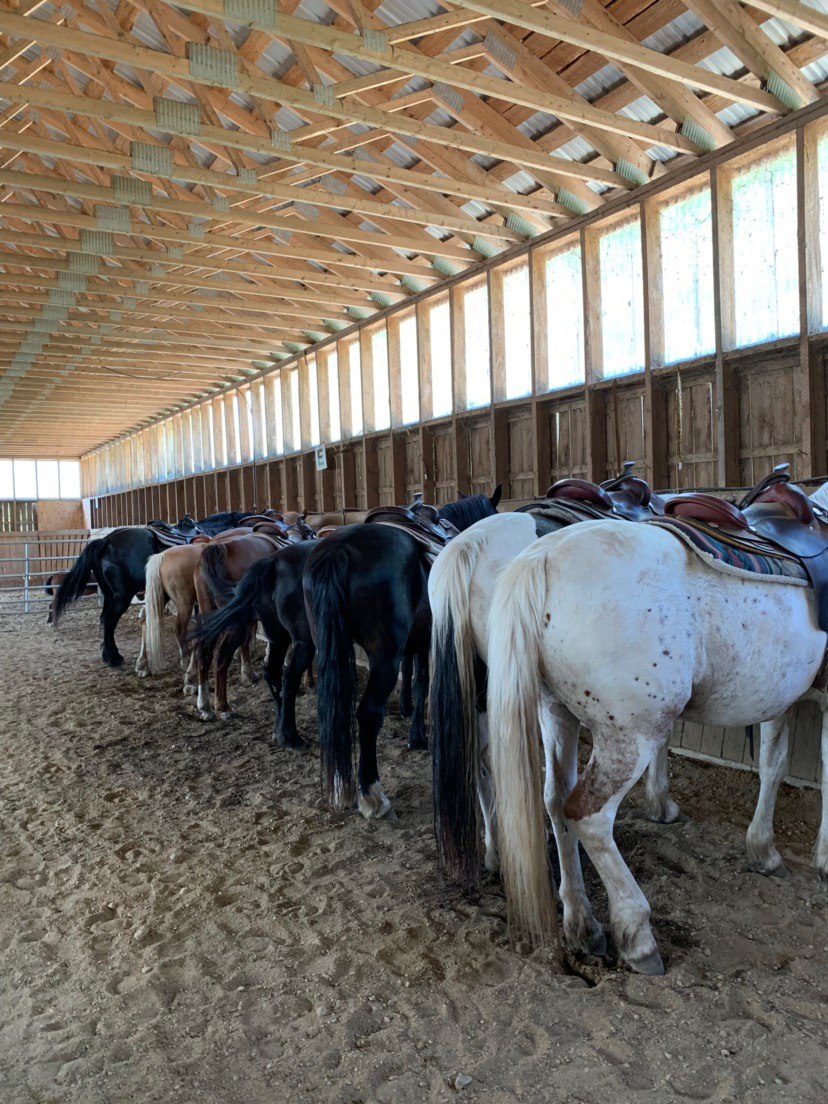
[52,539,104,624]
[189,556,277,654]
[197,541,236,608]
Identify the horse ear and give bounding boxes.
[458,491,467,499]
[490,484,503,508]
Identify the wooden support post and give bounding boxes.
[797,123,826,477]
[711,166,741,485]
[641,200,669,489]
[582,226,608,482]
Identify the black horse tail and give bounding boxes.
[44,574,55,596]
[304,544,356,811]
[190,557,276,653]
[198,542,236,608]
[52,539,103,624]
[429,536,484,888]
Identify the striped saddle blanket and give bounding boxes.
[650,516,808,585]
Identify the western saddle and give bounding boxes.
[521,461,665,523]
[148,512,316,550]
[365,493,459,561]
[659,464,828,629]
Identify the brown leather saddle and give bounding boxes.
[658,465,828,629]
[519,462,665,524]
[365,494,459,561]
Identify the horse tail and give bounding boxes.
[190,557,275,653]
[304,544,355,810]
[52,539,103,623]
[198,542,235,608]
[144,552,169,672]
[44,574,55,596]
[487,549,556,949]
[429,537,484,888]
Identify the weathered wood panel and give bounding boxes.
[430,426,456,505]
[376,437,395,506]
[604,384,648,481]
[738,350,800,484]
[405,435,423,501]
[547,398,587,485]
[665,369,717,489]
[503,406,535,500]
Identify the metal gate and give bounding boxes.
[0,530,100,615]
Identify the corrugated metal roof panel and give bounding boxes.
[802,55,828,84]
[554,136,598,163]
[716,102,760,128]
[618,96,665,124]
[574,64,626,102]
[375,0,445,27]
[641,11,706,53]
[697,46,745,78]
[518,110,558,141]
[761,16,807,48]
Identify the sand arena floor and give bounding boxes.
[1,602,827,1103]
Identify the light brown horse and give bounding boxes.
[193,526,300,720]
[138,527,257,690]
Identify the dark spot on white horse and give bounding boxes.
[545,612,551,625]
[662,649,670,657]
[584,689,591,697]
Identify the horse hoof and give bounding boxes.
[104,655,124,669]
[183,684,196,696]
[566,919,607,959]
[219,711,234,721]
[284,738,306,752]
[627,947,665,976]
[358,783,392,820]
[484,850,500,874]
[198,710,216,723]
[136,668,148,679]
[646,798,684,824]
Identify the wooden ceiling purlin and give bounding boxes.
[0,0,826,454]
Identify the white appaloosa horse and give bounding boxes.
[486,483,828,974]
[429,510,674,958]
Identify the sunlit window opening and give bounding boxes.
[204,405,216,470]
[325,351,341,442]
[308,358,321,446]
[371,327,391,431]
[348,340,363,437]
[0,458,82,499]
[213,401,227,469]
[501,263,532,398]
[398,313,420,425]
[256,382,267,459]
[659,185,715,364]
[730,145,798,347]
[428,298,453,418]
[462,280,491,409]
[599,217,645,378]
[271,377,285,456]
[289,370,301,452]
[544,245,585,389]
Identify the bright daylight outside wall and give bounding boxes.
[84,119,828,500]
[0,459,81,500]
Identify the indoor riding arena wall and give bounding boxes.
[84,335,828,790]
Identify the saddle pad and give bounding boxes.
[518,501,620,526]
[650,517,808,586]
[369,519,446,564]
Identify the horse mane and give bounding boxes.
[439,495,496,532]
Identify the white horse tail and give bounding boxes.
[144,551,168,673]
[429,536,483,887]
[487,549,557,949]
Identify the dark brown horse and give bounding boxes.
[193,525,312,720]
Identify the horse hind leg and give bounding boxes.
[135,607,149,677]
[540,690,606,958]
[238,625,259,687]
[477,713,499,874]
[816,706,828,879]
[356,654,402,819]
[279,640,314,750]
[746,713,792,876]
[407,650,429,751]
[564,728,667,975]
[643,743,682,824]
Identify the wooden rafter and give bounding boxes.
[0,0,825,455]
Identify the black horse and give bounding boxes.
[52,511,253,667]
[189,542,317,748]
[303,489,501,820]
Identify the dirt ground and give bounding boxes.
[1,603,827,1104]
